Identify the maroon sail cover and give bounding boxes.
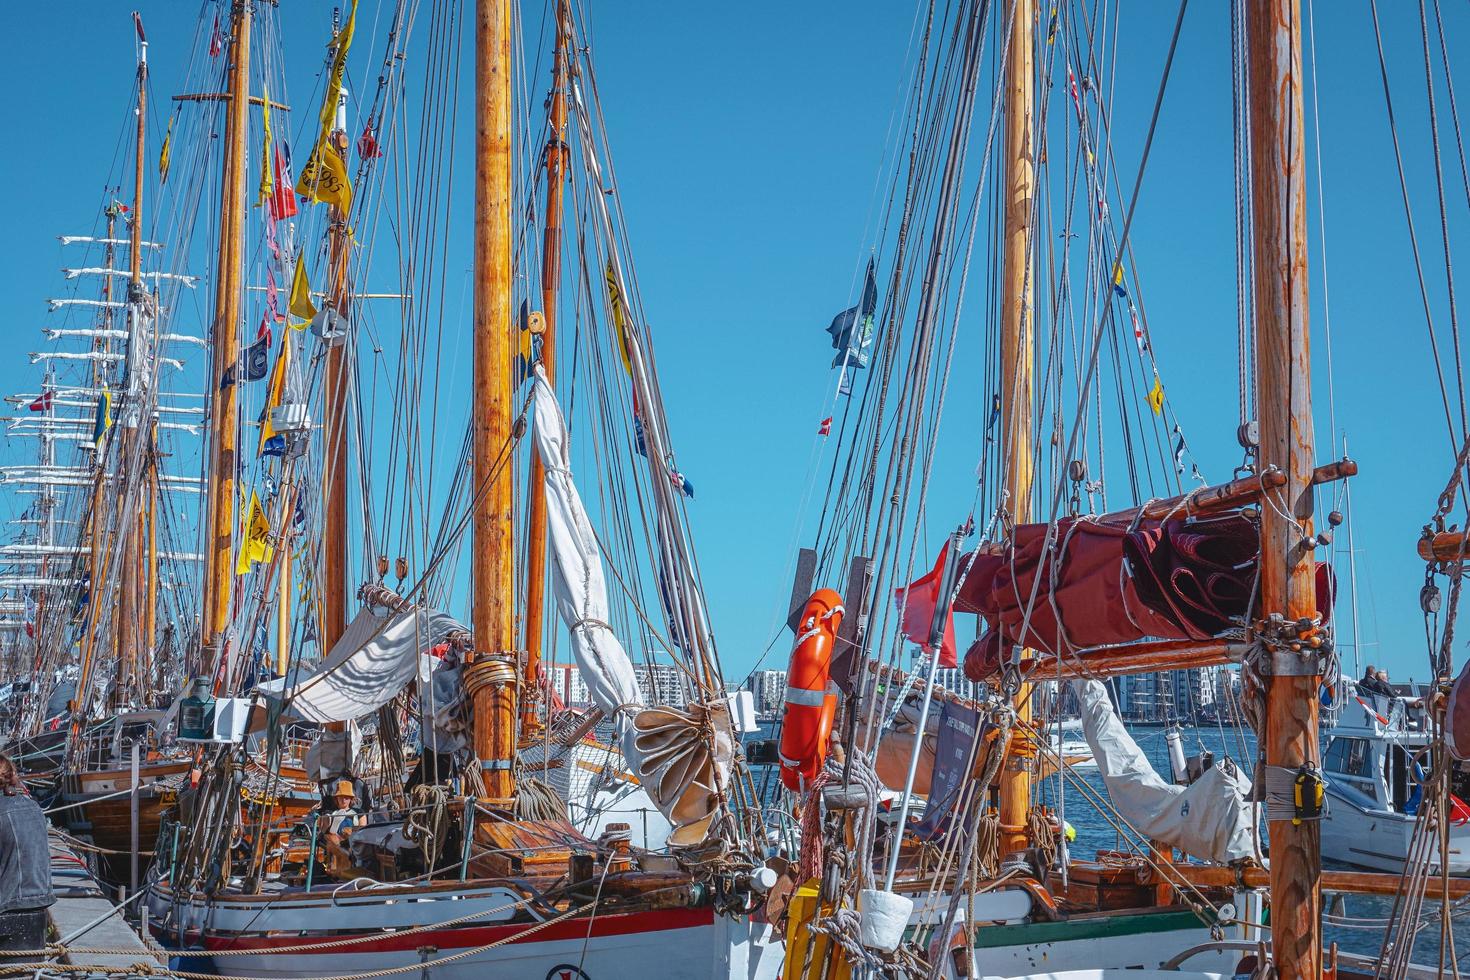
[957,513,1259,681]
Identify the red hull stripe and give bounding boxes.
[200,906,716,954]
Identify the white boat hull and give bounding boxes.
[147,881,783,980]
[1321,789,1470,874]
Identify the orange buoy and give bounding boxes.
[779,589,845,793]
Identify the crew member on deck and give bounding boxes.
[406,645,465,791]
[0,754,55,963]
[313,779,365,877]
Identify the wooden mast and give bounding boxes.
[115,16,149,705]
[465,0,518,802]
[202,0,251,674]
[997,0,1036,856]
[1247,1,1321,976]
[322,127,352,659]
[522,0,571,738]
[144,421,158,692]
[76,208,118,724]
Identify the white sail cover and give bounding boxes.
[530,367,643,729]
[257,606,467,723]
[531,367,728,843]
[1072,679,1259,863]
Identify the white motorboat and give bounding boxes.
[1320,679,1470,874]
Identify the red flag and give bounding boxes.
[894,542,957,668]
[357,125,383,160]
[27,391,53,412]
[1453,794,1470,826]
[269,145,299,221]
[818,416,832,436]
[209,15,222,57]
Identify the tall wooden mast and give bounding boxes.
[997,0,1036,856]
[115,15,149,704]
[465,0,518,802]
[522,0,571,738]
[202,0,251,670]
[1247,2,1320,977]
[322,127,353,658]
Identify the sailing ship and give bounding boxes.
[766,0,1470,977]
[132,0,784,976]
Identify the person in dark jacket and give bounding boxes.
[1359,665,1394,700]
[0,754,53,962]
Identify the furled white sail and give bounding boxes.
[257,606,467,723]
[1072,679,1259,863]
[528,367,644,736]
[530,366,728,845]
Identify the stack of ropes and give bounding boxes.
[514,772,569,823]
[403,783,451,871]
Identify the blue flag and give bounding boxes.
[827,257,878,369]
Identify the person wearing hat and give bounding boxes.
[318,779,363,837]
[309,778,365,878]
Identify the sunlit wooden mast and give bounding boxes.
[464,0,518,802]
[996,0,1036,856]
[522,0,571,739]
[322,125,353,662]
[115,13,149,705]
[1247,1,1321,976]
[202,0,251,674]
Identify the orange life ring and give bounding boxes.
[779,589,844,792]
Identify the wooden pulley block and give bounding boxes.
[527,310,546,335]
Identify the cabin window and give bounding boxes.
[1325,738,1371,777]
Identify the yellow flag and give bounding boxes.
[1147,374,1164,415]
[257,89,273,207]
[1113,263,1124,288]
[604,260,632,374]
[289,253,317,326]
[259,338,290,450]
[296,0,359,210]
[296,142,353,211]
[158,118,173,184]
[236,491,274,576]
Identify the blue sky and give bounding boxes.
[2,2,1468,688]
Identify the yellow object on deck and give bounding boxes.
[783,879,851,980]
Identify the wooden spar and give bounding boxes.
[997,0,1036,856]
[1419,530,1470,563]
[276,487,294,677]
[1094,459,1353,525]
[1025,638,1243,680]
[1170,863,1470,901]
[322,129,352,658]
[144,422,157,688]
[115,26,150,705]
[1248,1,1321,976]
[522,0,571,738]
[171,93,289,111]
[75,209,118,726]
[466,0,518,803]
[202,0,251,671]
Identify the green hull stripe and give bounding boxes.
[970,909,1209,949]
